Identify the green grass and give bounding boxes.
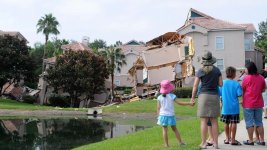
[74,118,224,150]
[103,99,197,116]
[0,98,86,111]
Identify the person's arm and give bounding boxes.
[218,76,223,87]
[175,99,194,106]
[157,101,160,116]
[240,76,248,104]
[191,77,200,104]
[262,79,267,93]
[237,83,242,97]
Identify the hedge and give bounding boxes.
[49,95,70,107]
[173,87,193,98]
[22,95,36,104]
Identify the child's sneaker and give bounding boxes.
[179,142,186,146]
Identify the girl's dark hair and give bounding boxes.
[226,66,236,78]
[162,94,166,97]
[245,62,258,75]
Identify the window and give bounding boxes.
[244,39,252,51]
[215,37,224,50]
[216,59,224,70]
[184,46,189,56]
[115,80,120,86]
[245,58,251,65]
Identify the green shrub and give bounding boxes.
[49,95,70,107]
[22,95,36,104]
[124,88,132,94]
[173,87,192,98]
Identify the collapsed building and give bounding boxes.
[128,32,195,97]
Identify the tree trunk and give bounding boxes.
[110,122,114,138]
[111,73,114,104]
[42,35,49,75]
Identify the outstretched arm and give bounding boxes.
[191,77,200,104]
[157,101,160,116]
[175,99,194,106]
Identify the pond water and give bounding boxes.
[0,118,152,150]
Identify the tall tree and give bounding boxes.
[36,13,60,72]
[99,46,126,102]
[46,50,109,107]
[0,35,32,96]
[28,39,69,88]
[255,19,267,62]
[89,39,107,53]
[37,13,60,45]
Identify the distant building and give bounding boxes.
[0,30,28,43]
[177,8,263,79]
[37,42,94,105]
[114,40,147,87]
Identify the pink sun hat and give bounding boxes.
[160,80,175,94]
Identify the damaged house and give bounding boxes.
[38,42,113,106]
[129,32,195,97]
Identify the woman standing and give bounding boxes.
[242,62,265,146]
[191,51,223,149]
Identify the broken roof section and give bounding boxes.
[129,32,194,86]
[146,32,182,47]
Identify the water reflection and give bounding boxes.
[0,118,150,150]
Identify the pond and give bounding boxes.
[0,117,152,150]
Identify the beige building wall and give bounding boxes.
[115,42,146,87]
[184,30,245,73]
[207,30,245,70]
[114,53,139,87]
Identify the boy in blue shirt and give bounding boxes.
[220,66,242,145]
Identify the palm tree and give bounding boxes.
[36,13,60,104]
[36,13,60,72]
[100,46,126,103]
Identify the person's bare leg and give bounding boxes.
[200,117,208,148]
[254,126,260,142]
[224,124,230,143]
[162,126,169,147]
[230,124,237,143]
[256,126,265,142]
[210,118,219,149]
[264,108,267,118]
[247,127,254,143]
[207,126,214,144]
[171,126,183,144]
[229,123,232,142]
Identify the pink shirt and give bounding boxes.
[242,74,265,108]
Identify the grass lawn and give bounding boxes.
[74,119,209,150]
[103,99,197,116]
[74,99,231,150]
[0,98,86,111]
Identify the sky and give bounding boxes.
[1,0,267,47]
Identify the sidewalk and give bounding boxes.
[208,117,267,149]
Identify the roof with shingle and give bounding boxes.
[239,23,256,32]
[44,56,56,64]
[119,40,146,55]
[177,8,255,32]
[0,30,28,42]
[61,42,92,52]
